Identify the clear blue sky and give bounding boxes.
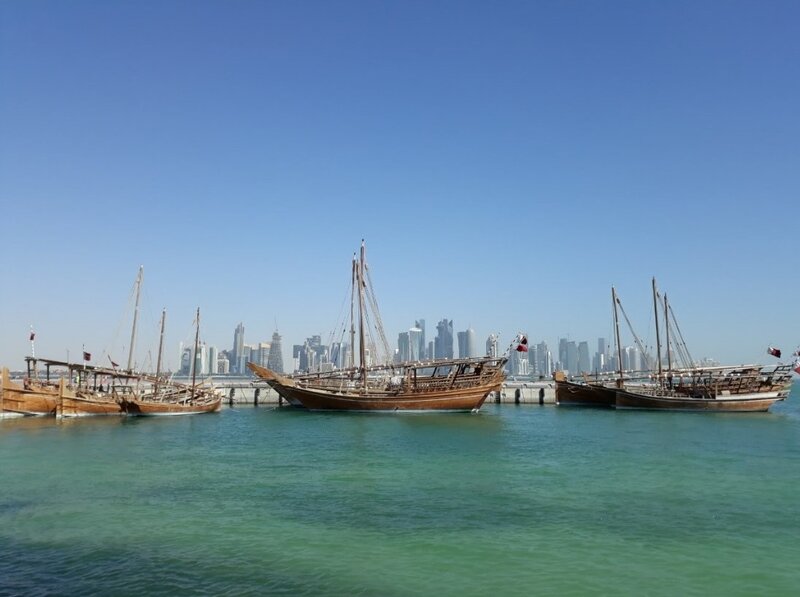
[1,0,798,370]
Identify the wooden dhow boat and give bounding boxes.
[249,242,508,412]
[7,270,221,418]
[118,307,222,416]
[249,357,507,412]
[27,357,131,417]
[614,371,793,411]
[613,279,794,412]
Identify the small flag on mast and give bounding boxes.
[83,351,92,362]
[767,346,781,358]
[29,330,35,341]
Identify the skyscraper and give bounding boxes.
[509,349,530,377]
[232,323,245,374]
[397,331,410,362]
[578,341,590,374]
[207,346,217,376]
[408,326,422,361]
[457,327,477,359]
[566,341,578,374]
[415,319,426,360]
[536,341,552,377]
[486,334,499,358]
[434,318,453,359]
[558,338,568,371]
[267,331,284,373]
[457,331,468,359]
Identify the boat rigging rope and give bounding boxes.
[616,295,652,371]
[327,271,355,359]
[363,262,392,363]
[667,303,694,368]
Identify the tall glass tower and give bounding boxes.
[267,330,284,373]
[232,323,245,374]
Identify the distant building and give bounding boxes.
[397,331,410,363]
[508,349,530,377]
[192,342,207,376]
[434,318,453,359]
[207,346,217,376]
[457,331,468,359]
[458,327,477,359]
[232,323,245,374]
[267,331,284,373]
[179,346,192,375]
[329,342,344,369]
[239,344,251,375]
[256,342,270,367]
[536,341,553,377]
[415,319,426,360]
[408,326,423,361]
[578,341,590,374]
[486,334,499,358]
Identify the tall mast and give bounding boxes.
[664,293,672,381]
[358,241,367,388]
[191,307,200,399]
[127,265,144,371]
[652,277,663,388]
[350,254,356,370]
[612,286,624,388]
[155,308,166,395]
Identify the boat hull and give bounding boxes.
[120,396,222,416]
[1,368,59,416]
[249,359,507,413]
[615,389,786,412]
[555,380,616,407]
[58,391,124,417]
[266,381,499,412]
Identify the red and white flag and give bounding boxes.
[767,346,781,358]
[516,335,529,352]
[794,359,800,375]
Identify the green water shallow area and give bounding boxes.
[2,382,800,596]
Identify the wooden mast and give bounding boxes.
[358,241,367,388]
[154,308,166,397]
[191,307,200,400]
[127,265,144,371]
[664,293,672,387]
[612,286,624,388]
[652,277,663,389]
[350,254,356,370]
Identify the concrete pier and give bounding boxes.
[493,381,557,405]
[198,376,557,406]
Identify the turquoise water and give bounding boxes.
[2,383,799,596]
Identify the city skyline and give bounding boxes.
[1,2,798,368]
[169,315,726,379]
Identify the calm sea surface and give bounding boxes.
[2,382,799,596]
